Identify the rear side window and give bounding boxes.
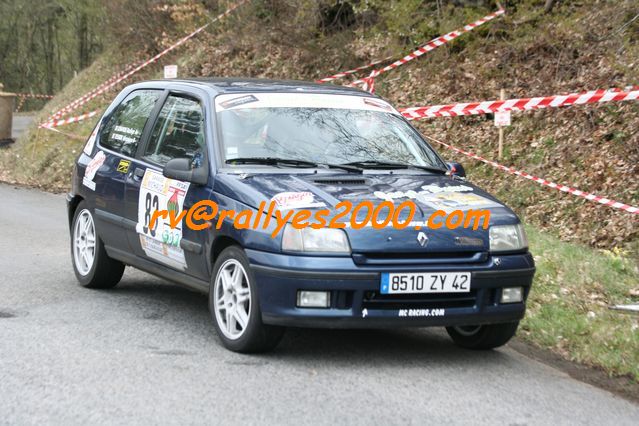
[143,95,205,166]
[99,90,162,157]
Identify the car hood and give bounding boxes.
[214,172,520,253]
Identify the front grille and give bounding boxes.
[362,290,479,310]
[352,251,487,266]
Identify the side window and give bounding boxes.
[143,95,205,167]
[99,90,161,157]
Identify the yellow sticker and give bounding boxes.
[117,159,130,173]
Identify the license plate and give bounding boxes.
[380,272,471,294]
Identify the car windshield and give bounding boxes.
[215,93,445,170]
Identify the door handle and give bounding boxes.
[133,168,145,180]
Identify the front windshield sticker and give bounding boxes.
[363,97,393,112]
[219,94,259,109]
[226,146,239,158]
[271,191,326,210]
[215,92,399,115]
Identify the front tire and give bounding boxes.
[446,322,519,350]
[71,201,125,288]
[210,246,284,353]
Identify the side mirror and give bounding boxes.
[163,158,208,185]
[446,162,466,179]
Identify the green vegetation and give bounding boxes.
[0,0,105,95]
[1,0,637,381]
[523,226,639,381]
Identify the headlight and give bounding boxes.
[282,225,351,253]
[489,224,528,252]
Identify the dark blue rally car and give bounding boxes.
[68,78,535,353]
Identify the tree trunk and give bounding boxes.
[78,13,89,69]
[544,0,557,13]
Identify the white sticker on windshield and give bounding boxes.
[226,147,239,158]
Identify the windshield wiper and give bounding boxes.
[226,157,363,173]
[342,160,446,174]
[226,157,318,168]
[322,163,363,174]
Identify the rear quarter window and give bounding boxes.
[99,90,162,157]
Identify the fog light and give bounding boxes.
[501,287,524,304]
[297,291,330,308]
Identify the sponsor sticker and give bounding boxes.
[83,124,100,155]
[417,192,500,211]
[117,159,130,173]
[136,169,191,269]
[271,191,326,210]
[82,151,106,190]
[398,308,445,317]
[374,185,500,212]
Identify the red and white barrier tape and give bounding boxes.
[41,1,245,126]
[15,96,26,112]
[15,93,54,99]
[316,55,393,83]
[47,68,131,121]
[401,88,639,119]
[350,8,505,90]
[422,134,639,215]
[40,110,99,129]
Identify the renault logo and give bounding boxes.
[417,232,428,247]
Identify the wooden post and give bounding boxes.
[498,88,505,160]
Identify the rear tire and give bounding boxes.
[71,201,125,289]
[210,246,284,353]
[446,322,519,350]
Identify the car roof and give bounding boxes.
[137,77,372,97]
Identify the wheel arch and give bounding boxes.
[211,235,242,266]
[67,194,84,229]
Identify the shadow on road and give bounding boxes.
[105,278,510,366]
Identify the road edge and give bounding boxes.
[510,338,639,404]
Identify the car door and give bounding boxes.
[124,91,213,280]
[89,89,163,253]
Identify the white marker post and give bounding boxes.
[495,89,510,159]
[164,65,178,79]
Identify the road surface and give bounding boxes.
[11,114,34,139]
[0,184,637,425]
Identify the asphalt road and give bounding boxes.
[1,184,637,425]
[11,114,34,139]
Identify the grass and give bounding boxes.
[521,225,639,381]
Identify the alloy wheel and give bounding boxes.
[73,209,96,276]
[213,259,251,340]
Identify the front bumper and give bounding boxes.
[247,249,535,328]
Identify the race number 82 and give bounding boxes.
[143,193,159,236]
